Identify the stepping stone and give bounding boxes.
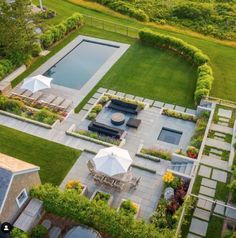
[197,195,213,211]
[83,104,93,111]
[210,148,223,155]
[107,89,116,95]
[193,208,210,221]
[199,185,216,197]
[209,153,222,159]
[134,96,144,102]
[92,92,102,99]
[125,94,134,99]
[215,132,226,137]
[189,218,208,237]
[219,117,230,123]
[164,103,175,109]
[175,105,186,112]
[187,233,202,238]
[225,203,236,219]
[143,98,154,106]
[97,87,107,93]
[153,101,164,108]
[214,200,225,215]
[201,178,217,189]
[88,98,97,105]
[42,219,52,229]
[214,136,225,142]
[186,108,196,115]
[218,108,232,119]
[218,121,229,126]
[212,169,227,183]
[198,165,212,178]
[116,91,125,97]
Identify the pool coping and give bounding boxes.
[30,35,130,107]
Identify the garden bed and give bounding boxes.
[139,146,171,161]
[161,108,197,122]
[90,189,113,206]
[65,180,87,196]
[117,199,140,219]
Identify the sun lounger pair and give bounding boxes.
[11,88,42,102]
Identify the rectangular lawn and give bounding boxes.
[0,125,80,185]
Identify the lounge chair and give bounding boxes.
[39,94,56,106]
[29,91,43,102]
[58,99,72,111]
[113,180,125,190]
[87,160,95,176]
[10,88,27,98]
[103,177,115,187]
[50,96,65,109]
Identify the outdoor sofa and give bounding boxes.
[108,99,141,115]
[88,121,126,139]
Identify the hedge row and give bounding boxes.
[40,13,84,49]
[90,0,149,22]
[30,184,175,238]
[0,59,14,81]
[139,29,213,104]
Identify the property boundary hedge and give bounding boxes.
[30,184,174,238]
[40,13,84,49]
[139,29,214,104]
[90,0,149,22]
[0,59,14,81]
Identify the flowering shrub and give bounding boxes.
[187,146,199,159]
[65,180,83,193]
[162,171,175,184]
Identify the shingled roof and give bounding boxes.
[0,153,39,213]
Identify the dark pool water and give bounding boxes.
[44,40,118,90]
[65,226,102,238]
[158,127,182,145]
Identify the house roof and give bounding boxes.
[0,153,39,213]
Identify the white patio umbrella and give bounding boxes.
[92,147,132,177]
[21,75,53,93]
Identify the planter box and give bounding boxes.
[117,199,140,219]
[0,109,59,129]
[90,189,113,206]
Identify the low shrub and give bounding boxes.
[93,191,111,203]
[31,42,42,57]
[0,95,24,115]
[65,180,83,193]
[11,228,28,238]
[141,147,171,160]
[30,184,174,238]
[162,108,197,122]
[0,59,14,80]
[30,225,48,238]
[91,103,103,113]
[99,95,109,105]
[33,108,58,125]
[119,199,137,216]
[186,146,199,159]
[87,112,97,120]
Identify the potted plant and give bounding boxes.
[117,199,140,219]
[65,180,87,195]
[90,189,113,206]
[187,146,199,159]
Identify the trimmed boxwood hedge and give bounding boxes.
[139,29,214,104]
[30,184,175,238]
[40,13,84,49]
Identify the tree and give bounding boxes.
[0,0,36,65]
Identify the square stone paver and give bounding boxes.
[189,218,208,236]
[125,94,134,99]
[107,89,116,95]
[116,91,125,97]
[212,169,227,183]
[215,132,226,137]
[88,98,97,105]
[143,98,154,106]
[83,104,93,111]
[219,117,230,122]
[214,200,225,215]
[197,195,213,211]
[92,92,102,99]
[198,165,212,178]
[175,105,186,112]
[153,101,164,108]
[186,108,197,115]
[164,103,175,109]
[134,96,144,102]
[199,185,216,197]
[187,233,202,238]
[193,208,210,221]
[209,153,222,159]
[225,203,236,219]
[218,108,232,119]
[201,178,217,189]
[218,121,229,126]
[97,87,107,93]
[210,148,222,155]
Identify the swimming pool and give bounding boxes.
[44,40,119,90]
[158,127,183,145]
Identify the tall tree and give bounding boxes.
[0,0,36,65]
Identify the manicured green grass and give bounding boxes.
[192,175,202,195]
[208,130,232,144]
[38,0,236,103]
[206,215,224,238]
[204,145,230,162]
[215,181,229,202]
[0,125,80,185]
